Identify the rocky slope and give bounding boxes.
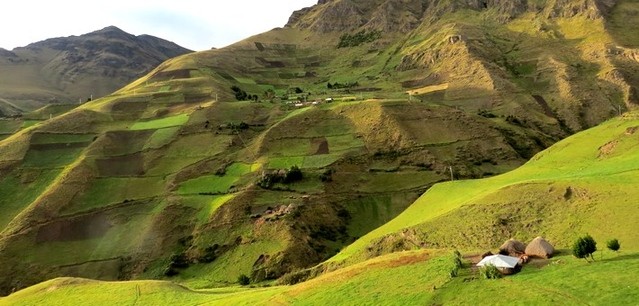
[0,26,191,114]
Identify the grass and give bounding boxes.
[344,193,420,238]
[29,133,95,145]
[62,177,166,214]
[356,171,441,193]
[301,154,340,168]
[0,169,62,229]
[144,127,180,150]
[268,157,305,169]
[178,176,239,195]
[180,195,235,223]
[22,147,86,169]
[21,120,41,129]
[130,114,189,130]
[607,0,639,48]
[178,163,254,195]
[0,120,21,134]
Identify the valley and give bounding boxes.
[1,0,639,304]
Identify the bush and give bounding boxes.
[284,165,303,183]
[449,268,459,278]
[449,250,464,278]
[479,264,502,279]
[320,168,334,182]
[238,274,251,286]
[163,267,179,277]
[199,244,219,263]
[573,234,597,261]
[607,238,620,252]
[169,253,190,269]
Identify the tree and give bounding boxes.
[573,234,597,261]
[607,238,620,252]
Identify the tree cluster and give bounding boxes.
[337,30,382,48]
[231,85,258,101]
[327,81,359,89]
[257,166,304,189]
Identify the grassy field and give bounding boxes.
[178,163,254,195]
[130,114,189,130]
[5,249,638,305]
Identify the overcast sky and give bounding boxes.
[0,0,317,51]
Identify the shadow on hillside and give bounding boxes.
[598,252,639,263]
[605,1,639,48]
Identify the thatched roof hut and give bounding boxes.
[499,239,526,257]
[525,237,555,258]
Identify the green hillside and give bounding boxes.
[1,0,639,302]
[330,113,639,265]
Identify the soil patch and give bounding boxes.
[598,140,618,158]
[94,130,154,156]
[36,213,111,243]
[95,153,145,177]
[184,92,211,103]
[255,57,286,68]
[150,69,192,82]
[111,101,149,121]
[310,137,329,155]
[527,258,551,269]
[29,142,91,150]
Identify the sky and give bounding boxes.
[0,0,317,51]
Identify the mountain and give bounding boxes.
[0,0,638,298]
[0,26,192,114]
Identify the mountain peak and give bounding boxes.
[99,25,123,31]
[93,25,126,34]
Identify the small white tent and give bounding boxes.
[476,255,520,268]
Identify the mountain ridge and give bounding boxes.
[0,26,191,115]
[286,0,621,33]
